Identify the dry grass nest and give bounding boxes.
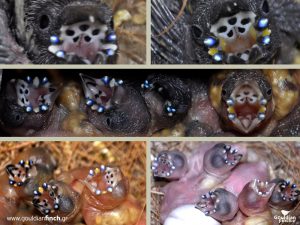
[104,0,146,64]
[151,142,300,225]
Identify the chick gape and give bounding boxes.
[33,183,61,215]
[14,76,56,113]
[81,75,123,113]
[152,153,176,178]
[49,20,118,64]
[6,160,34,187]
[85,165,123,196]
[204,9,271,63]
[225,81,269,133]
[274,180,299,202]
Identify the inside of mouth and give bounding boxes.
[6,160,33,186]
[104,167,122,188]
[234,104,260,126]
[33,184,60,215]
[152,153,176,178]
[204,11,271,62]
[279,181,299,201]
[14,76,56,113]
[86,165,122,196]
[48,20,118,64]
[80,75,123,113]
[196,191,218,216]
[253,180,272,197]
[226,84,267,129]
[222,145,240,166]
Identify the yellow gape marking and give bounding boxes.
[262,29,271,37]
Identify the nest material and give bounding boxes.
[104,0,146,64]
[151,142,300,225]
[0,141,146,224]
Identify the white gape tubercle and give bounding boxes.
[13,76,53,113]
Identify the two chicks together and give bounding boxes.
[0,147,143,225]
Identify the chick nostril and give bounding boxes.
[228,17,237,25]
[244,91,249,95]
[84,36,91,42]
[79,24,89,31]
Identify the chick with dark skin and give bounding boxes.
[152,0,300,64]
[0,0,118,64]
[0,70,300,137]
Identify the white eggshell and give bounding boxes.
[164,204,221,225]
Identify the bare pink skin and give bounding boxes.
[0,175,18,225]
[57,168,89,194]
[222,162,270,196]
[0,197,17,225]
[222,210,247,225]
[159,143,213,223]
[159,143,247,223]
[182,143,216,180]
[160,173,206,222]
[82,196,143,225]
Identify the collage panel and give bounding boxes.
[150,141,300,225]
[151,0,300,64]
[1,0,300,225]
[0,0,146,64]
[1,69,300,137]
[0,141,146,225]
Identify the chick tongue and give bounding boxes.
[62,34,100,63]
[239,115,253,129]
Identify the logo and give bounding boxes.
[274,210,297,223]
